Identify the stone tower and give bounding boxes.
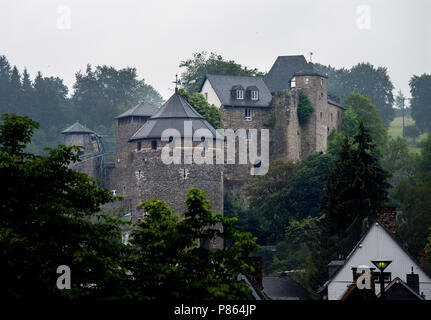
[109,91,224,243]
[61,121,104,180]
[115,101,159,165]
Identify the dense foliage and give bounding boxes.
[312,122,391,288]
[315,62,394,127]
[0,56,163,155]
[178,88,224,129]
[409,74,431,133]
[0,114,258,300]
[297,90,314,125]
[179,51,266,93]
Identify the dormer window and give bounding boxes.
[246,86,259,101]
[232,85,244,100]
[236,89,244,100]
[251,90,259,100]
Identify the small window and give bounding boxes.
[291,77,296,88]
[245,108,252,121]
[151,140,157,150]
[137,141,141,151]
[331,113,333,123]
[373,272,391,284]
[236,89,244,100]
[320,78,323,87]
[305,77,309,84]
[251,90,259,100]
[204,92,208,100]
[320,112,323,120]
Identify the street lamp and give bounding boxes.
[371,260,392,300]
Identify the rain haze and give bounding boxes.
[1,0,430,100]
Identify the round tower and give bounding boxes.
[61,121,103,178]
[125,91,224,248]
[114,102,159,167]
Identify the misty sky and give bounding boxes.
[1,0,430,101]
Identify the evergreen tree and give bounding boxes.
[312,122,391,289]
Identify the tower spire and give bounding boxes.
[173,74,180,93]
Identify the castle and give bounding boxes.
[61,55,344,246]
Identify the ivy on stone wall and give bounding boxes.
[297,90,314,125]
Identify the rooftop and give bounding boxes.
[129,92,222,141]
[201,74,272,108]
[115,101,159,119]
[61,121,95,134]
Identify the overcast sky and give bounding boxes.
[1,0,430,101]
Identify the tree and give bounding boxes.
[410,74,431,133]
[178,88,223,129]
[288,153,333,220]
[315,62,395,127]
[403,125,420,144]
[314,122,391,288]
[0,114,260,301]
[126,188,259,300]
[381,137,414,188]
[242,160,297,244]
[342,93,388,150]
[0,113,129,301]
[179,51,265,92]
[394,134,431,256]
[72,64,163,128]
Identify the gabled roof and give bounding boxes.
[61,122,95,134]
[129,92,223,141]
[115,101,159,119]
[200,74,272,108]
[262,275,312,300]
[319,220,431,292]
[378,277,425,300]
[264,55,327,93]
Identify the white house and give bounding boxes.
[322,220,431,300]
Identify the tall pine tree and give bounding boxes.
[311,122,391,290]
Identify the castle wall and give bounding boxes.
[221,106,271,180]
[110,138,224,219]
[295,75,329,159]
[269,91,301,163]
[64,133,103,180]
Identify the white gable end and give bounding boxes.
[199,78,222,108]
[328,222,431,300]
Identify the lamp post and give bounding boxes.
[371,260,392,300]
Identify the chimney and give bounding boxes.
[418,249,426,267]
[376,206,397,235]
[406,267,420,294]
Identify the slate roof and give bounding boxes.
[61,122,95,134]
[129,92,223,141]
[378,277,425,300]
[115,101,159,119]
[262,275,312,300]
[264,55,327,93]
[200,74,272,108]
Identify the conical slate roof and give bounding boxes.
[115,101,159,119]
[61,121,95,134]
[129,92,223,141]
